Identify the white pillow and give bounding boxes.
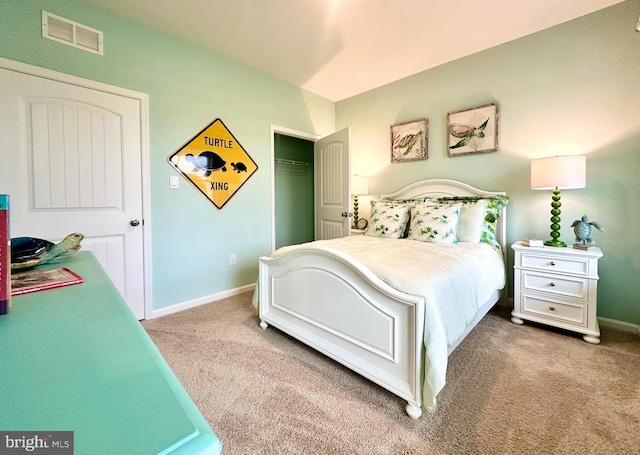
[407,202,462,244]
[456,199,489,243]
[366,200,411,239]
[435,195,509,249]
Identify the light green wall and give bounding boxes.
[0,0,335,310]
[2,0,638,326]
[337,0,640,325]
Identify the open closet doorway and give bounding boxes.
[271,125,351,252]
[274,132,315,249]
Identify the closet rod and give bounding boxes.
[275,158,310,167]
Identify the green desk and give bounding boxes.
[0,252,222,454]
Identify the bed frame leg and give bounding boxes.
[405,403,422,419]
[259,320,269,330]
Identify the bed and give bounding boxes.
[255,179,508,418]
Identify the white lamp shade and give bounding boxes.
[351,175,369,195]
[531,155,586,190]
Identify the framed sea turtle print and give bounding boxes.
[390,118,428,163]
[447,102,499,157]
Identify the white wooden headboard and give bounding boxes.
[381,179,507,252]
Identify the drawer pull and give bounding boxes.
[549,261,556,266]
[549,282,556,287]
[549,306,555,311]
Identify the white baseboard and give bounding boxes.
[598,316,640,336]
[149,288,639,337]
[148,283,256,319]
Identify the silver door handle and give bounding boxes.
[341,212,353,218]
[130,219,141,227]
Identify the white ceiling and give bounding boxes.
[84,0,623,101]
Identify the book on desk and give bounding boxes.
[10,267,83,296]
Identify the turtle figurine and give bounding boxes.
[231,162,247,173]
[185,151,227,177]
[11,232,84,270]
[570,215,604,246]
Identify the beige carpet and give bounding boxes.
[142,292,640,455]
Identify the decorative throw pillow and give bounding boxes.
[436,195,509,249]
[456,199,489,243]
[366,200,411,239]
[407,202,462,244]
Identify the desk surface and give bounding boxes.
[0,252,222,455]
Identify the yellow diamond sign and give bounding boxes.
[168,118,258,209]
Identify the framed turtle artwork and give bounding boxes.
[390,119,428,163]
[447,102,499,157]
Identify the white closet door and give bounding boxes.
[314,127,351,240]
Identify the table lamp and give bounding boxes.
[531,155,586,247]
[351,175,369,228]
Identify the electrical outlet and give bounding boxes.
[229,254,236,266]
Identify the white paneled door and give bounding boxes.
[0,65,146,319]
[314,127,351,240]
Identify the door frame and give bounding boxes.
[0,57,153,319]
[270,125,319,252]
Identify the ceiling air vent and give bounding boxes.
[42,11,103,55]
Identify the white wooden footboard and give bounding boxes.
[258,247,426,418]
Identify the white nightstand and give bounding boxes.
[511,241,603,344]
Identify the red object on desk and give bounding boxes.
[0,195,9,315]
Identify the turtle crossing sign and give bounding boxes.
[168,118,258,209]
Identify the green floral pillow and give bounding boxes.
[436,195,509,249]
[407,202,462,244]
[366,200,411,238]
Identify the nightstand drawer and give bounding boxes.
[521,294,587,326]
[521,271,588,300]
[520,252,590,276]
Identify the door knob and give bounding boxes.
[130,219,141,227]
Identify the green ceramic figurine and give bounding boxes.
[11,233,84,269]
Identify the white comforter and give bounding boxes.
[254,235,506,409]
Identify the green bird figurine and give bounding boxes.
[571,215,604,245]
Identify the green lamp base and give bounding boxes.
[352,194,360,229]
[544,239,567,247]
[545,187,567,248]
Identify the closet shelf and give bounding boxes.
[275,158,310,167]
